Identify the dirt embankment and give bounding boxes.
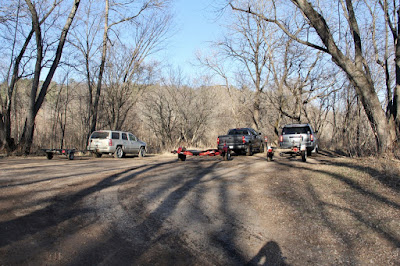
[0,152,399,265]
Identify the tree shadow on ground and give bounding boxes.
[0,160,177,263]
[273,156,400,264]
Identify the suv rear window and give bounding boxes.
[90,131,109,139]
[111,132,120,139]
[282,127,310,134]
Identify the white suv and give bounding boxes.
[87,130,147,158]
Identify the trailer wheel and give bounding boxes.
[93,152,102,158]
[301,150,307,162]
[246,145,253,156]
[114,146,124,158]
[223,150,231,161]
[46,152,53,160]
[178,154,186,161]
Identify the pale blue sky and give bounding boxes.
[162,0,224,77]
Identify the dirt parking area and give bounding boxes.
[0,151,399,265]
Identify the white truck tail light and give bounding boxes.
[108,139,112,146]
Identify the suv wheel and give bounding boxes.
[138,147,146,158]
[307,149,312,157]
[114,146,124,158]
[301,150,307,162]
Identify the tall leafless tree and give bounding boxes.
[0,0,63,153]
[17,0,81,154]
[101,12,171,130]
[86,0,168,140]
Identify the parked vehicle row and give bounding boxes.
[45,124,318,163]
[216,124,319,162]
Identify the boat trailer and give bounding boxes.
[171,146,231,161]
[42,148,76,160]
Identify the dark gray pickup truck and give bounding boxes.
[217,128,264,156]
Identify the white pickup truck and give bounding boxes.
[87,130,147,158]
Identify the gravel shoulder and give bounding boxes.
[0,152,399,265]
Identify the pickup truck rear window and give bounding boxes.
[228,129,249,135]
[90,132,109,139]
[282,127,310,134]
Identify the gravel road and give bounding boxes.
[0,152,399,265]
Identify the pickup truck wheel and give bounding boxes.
[246,145,253,156]
[138,147,146,158]
[260,143,265,153]
[114,146,124,158]
[68,152,74,160]
[307,149,312,157]
[301,150,307,162]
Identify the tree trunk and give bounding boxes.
[89,0,109,137]
[19,0,80,154]
[293,0,396,154]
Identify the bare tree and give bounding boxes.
[200,7,272,131]
[101,12,171,130]
[0,0,64,152]
[87,0,168,140]
[229,0,399,154]
[16,0,81,154]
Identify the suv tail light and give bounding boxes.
[217,138,220,145]
[242,135,246,144]
[108,139,112,146]
[279,135,283,142]
[310,134,314,142]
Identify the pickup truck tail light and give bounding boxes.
[108,139,112,146]
[217,137,220,145]
[279,135,283,142]
[242,135,246,144]
[310,134,314,142]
